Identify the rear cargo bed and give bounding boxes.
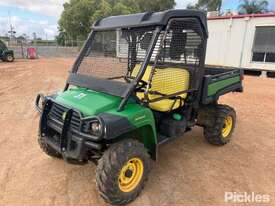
[201,66,243,104]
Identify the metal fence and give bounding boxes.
[3,39,84,58]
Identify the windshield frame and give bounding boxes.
[65,26,161,110]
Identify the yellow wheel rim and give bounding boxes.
[222,115,233,138]
[118,157,144,193]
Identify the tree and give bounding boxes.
[91,0,113,22]
[187,0,222,12]
[58,0,98,41]
[57,0,175,43]
[238,0,268,14]
[55,30,67,46]
[134,0,176,12]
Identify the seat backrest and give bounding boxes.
[131,64,190,99]
[131,64,152,82]
[150,67,189,98]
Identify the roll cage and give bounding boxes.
[64,10,208,112]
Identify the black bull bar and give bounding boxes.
[36,95,102,163]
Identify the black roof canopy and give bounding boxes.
[93,9,208,36]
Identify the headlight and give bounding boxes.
[90,120,102,136]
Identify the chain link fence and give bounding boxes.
[2,39,84,59]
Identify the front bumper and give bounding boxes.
[37,96,103,162]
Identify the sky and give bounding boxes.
[0,0,274,40]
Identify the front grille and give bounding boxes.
[48,103,81,131]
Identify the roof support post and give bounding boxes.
[117,27,161,112]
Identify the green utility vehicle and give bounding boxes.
[36,10,243,205]
[0,39,14,62]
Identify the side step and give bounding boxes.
[157,134,171,145]
[157,128,192,145]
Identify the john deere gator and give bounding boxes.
[36,9,243,205]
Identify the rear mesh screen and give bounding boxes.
[145,18,204,102]
[157,18,203,66]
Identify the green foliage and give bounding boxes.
[238,0,268,14]
[57,0,175,43]
[58,0,97,40]
[187,0,222,11]
[56,31,66,46]
[112,3,133,15]
[91,0,112,22]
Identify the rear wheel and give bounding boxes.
[203,104,236,145]
[38,135,62,158]
[96,139,150,205]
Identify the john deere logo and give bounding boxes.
[134,115,146,121]
[62,112,67,121]
[74,93,87,99]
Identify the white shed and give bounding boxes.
[206,13,275,74]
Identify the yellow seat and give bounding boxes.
[131,65,190,112]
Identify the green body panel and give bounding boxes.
[207,76,240,96]
[105,104,157,151]
[55,87,121,116]
[55,87,157,150]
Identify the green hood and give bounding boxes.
[55,87,121,116]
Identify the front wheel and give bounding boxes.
[203,104,236,145]
[5,54,14,62]
[96,139,151,205]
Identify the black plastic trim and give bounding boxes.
[68,73,128,97]
[92,9,208,37]
[98,113,135,140]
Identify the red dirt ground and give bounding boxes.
[0,58,274,206]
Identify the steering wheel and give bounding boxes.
[125,76,148,91]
